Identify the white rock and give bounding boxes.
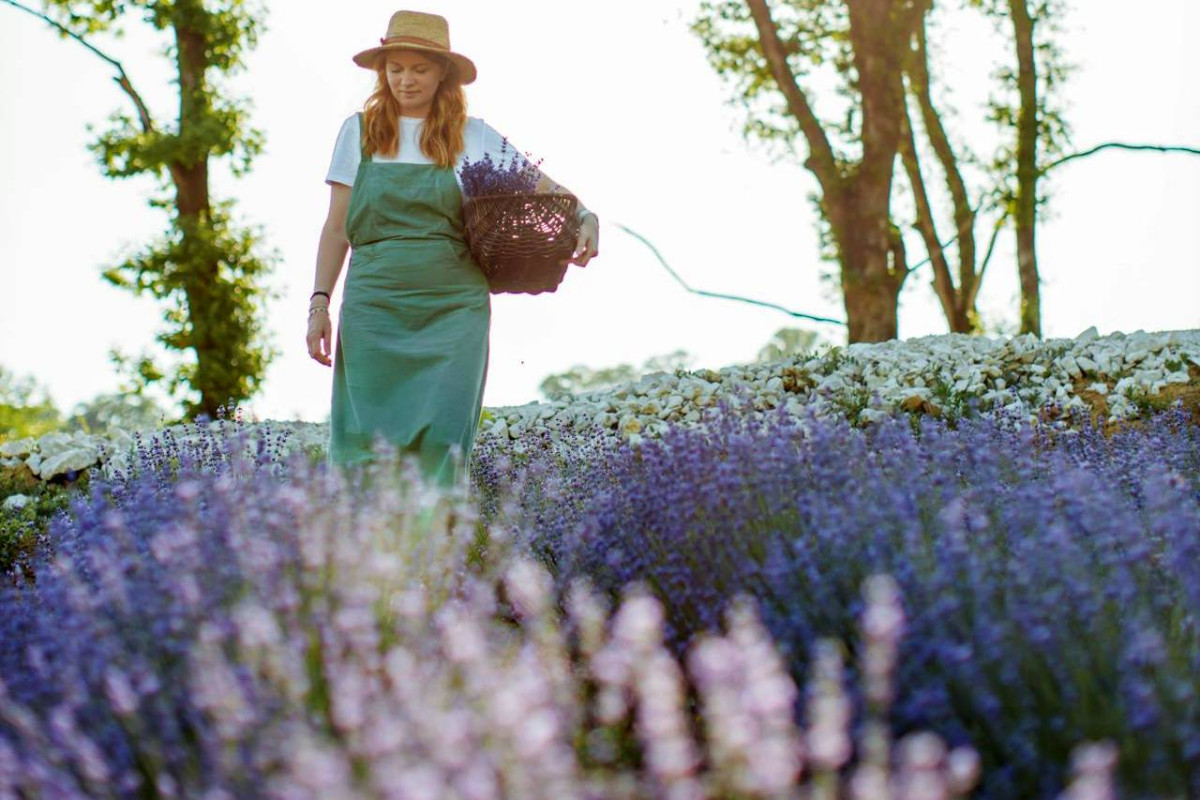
[1125,348,1150,365]
[640,400,662,416]
[9,330,1200,486]
[2,494,31,512]
[818,374,847,392]
[35,432,74,457]
[38,447,100,480]
[0,437,37,458]
[1134,369,1165,386]
[618,414,643,435]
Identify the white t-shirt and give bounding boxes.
[324,113,534,193]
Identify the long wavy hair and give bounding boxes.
[361,51,467,168]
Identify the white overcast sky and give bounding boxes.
[2,0,1197,424]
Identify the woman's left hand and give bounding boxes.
[569,214,599,267]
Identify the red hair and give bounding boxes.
[361,51,467,168]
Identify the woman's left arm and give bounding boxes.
[535,170,598,268]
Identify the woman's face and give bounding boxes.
[383,50,448,117]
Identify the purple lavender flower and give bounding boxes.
[457,138,547,198]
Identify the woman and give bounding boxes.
[306,10,599,490]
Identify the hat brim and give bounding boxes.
[352,43,477,84]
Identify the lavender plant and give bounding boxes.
[474,393,1200,799]
[2,482,998,800]
[2,395,1190,797]
[0,426,492,797]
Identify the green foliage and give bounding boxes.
[35,0,278,422]
[692,0,853,163]
[100,199,282,420]
[964,0,1075,215]
[0,367,62,442]
[0,465,90,584]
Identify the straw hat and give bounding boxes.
[352,10,477,85]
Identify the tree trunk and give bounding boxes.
[744,0,926,344]
[835,193,904,342]
[174,13,226,419]
[835,0,922,342]
[1010,0,1041,337]
[842,260,902,341]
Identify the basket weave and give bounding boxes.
[461,192,581,295]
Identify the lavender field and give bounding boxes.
[1,391,1197,798]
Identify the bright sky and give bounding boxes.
[2,0,1197,424]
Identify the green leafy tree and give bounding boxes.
[3,0,282,422]
[692,0,931,343]
[920,0,1195,339]
[690,0,1074,339]
[695,0,1195,341]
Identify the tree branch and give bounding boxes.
[899,99,959,324]
[903,187,996,276]
[970,209,1011,313]
[744,0,842,198]
[1,0,155,133]
[1041,142,1200,175]
[886,222,909,288]
[911,17,977,299]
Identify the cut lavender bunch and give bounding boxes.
[457,137,547,198]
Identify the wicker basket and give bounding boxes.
[461,192,581,295]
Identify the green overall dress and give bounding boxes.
[328,113,491,490]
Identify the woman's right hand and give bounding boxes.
[308,309,333,367]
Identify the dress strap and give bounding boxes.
[357,112,369,160]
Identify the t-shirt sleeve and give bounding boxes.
[325,113,361,187]
[477,119,535,174]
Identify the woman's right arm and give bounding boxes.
[314,183,353,297]
[307,182,352,367]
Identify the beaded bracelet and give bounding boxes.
[309,289,331,318]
